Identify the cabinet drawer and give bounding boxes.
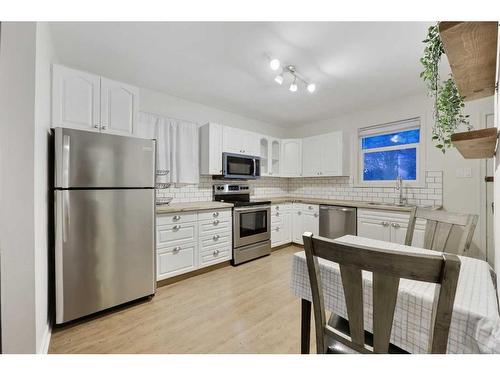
[157,243,197,280]
[271,211,284,223]
[157,222,197,247]
[157,212,197,225]
[293,203,319,213]
[272,203,293,212]
[199,231,232,250]
[198,209,232,221]
[199,243,232,266]
[198,217,232,235]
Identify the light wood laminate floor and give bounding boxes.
[49,245,316,353]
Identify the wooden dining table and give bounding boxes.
[291,235,500,354]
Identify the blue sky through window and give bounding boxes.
[362,129,420,150]
[363,148,417,181]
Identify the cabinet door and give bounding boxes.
[357,217,391,242]
[282,211,292,244]
[245,131,260,156]
[320,132,342,176]
[100,78,139,136]
[302,211,320,236]
[200,123,223,175]
[281,139,302,177]
[292,210,304,244]
[390,220,426,248]
[302,136,321,177]
[52,64,100,131]
[222,126,244,154]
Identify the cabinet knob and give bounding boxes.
[308,206,313,210]
[275,227,280,231]
[275,206,279,210]
[173,215,181,221]
[213,249,220,256]
[101,125,107,130]
[94,124,99,129]
[391,222,400,228]
[213,234,220,240]
[314,213,318,218]
[173,246,181,252]
[213,219,219,225]
[213,212,219,217]
[276,212,280,216]
[172,224,181,230]
[381,221,389,227]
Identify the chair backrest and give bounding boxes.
[405,208,478,255]
[303,232,461,354]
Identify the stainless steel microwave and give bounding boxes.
[222,152,261,180]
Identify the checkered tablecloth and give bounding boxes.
[290,235,500,354]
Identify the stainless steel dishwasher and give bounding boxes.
[319,205,357,239]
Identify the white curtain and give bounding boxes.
[138,112,199,184]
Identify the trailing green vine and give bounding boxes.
[420,24,471,153]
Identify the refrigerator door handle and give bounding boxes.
[62,134,70,188]
[63,190,70,243]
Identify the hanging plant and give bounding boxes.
[420,24,471,153]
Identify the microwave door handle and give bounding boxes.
[253,158,256,177]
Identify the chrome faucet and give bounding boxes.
[395,175,407,206]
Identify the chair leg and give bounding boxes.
[301,299,311,354]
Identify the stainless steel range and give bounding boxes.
[213,183,271,265]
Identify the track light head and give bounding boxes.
[270,59,280,71]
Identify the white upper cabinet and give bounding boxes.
[259,136,281,177]
[200,122,223,175]
[100,78,139,136]
[52,64,139,137]
[302,136,321,177]
[302,131,349,177]
[280,139,302,177]
[222,126,260,156]
[52,64,100,131]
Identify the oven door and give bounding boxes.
[233,205,270,247]
[223,153,260,179]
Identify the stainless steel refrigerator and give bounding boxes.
[54,127,156,324]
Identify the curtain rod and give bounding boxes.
[139,110,199,126]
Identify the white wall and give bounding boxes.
[34,22,56,354]
[0,21,54,354]
[0,22,37,353]
[140,88,287,138]
[290,93,494,260]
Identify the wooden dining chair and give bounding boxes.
[405,207,478,256]
[303,232,461,354]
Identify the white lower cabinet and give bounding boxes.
[357,209,426,248]
[292,203,320,245]
[271,204,292,247]
[156,208,232,281]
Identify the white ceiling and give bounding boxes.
[49,22,432,127]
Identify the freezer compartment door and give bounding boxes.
[55,189,155,324]
[55,127,155,188]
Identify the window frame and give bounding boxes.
[355,116,426,188]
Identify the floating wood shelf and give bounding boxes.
[451,128,498,159]
[439,21,498,101]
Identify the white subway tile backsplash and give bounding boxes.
[157,171,443,208]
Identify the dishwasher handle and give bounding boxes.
[320,205,356,212]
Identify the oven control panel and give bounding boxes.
[213,184,250,195]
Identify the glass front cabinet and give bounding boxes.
[259,136,280,177]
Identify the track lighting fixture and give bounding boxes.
[268,58,316,94]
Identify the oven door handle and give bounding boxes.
[234,205,270,212]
